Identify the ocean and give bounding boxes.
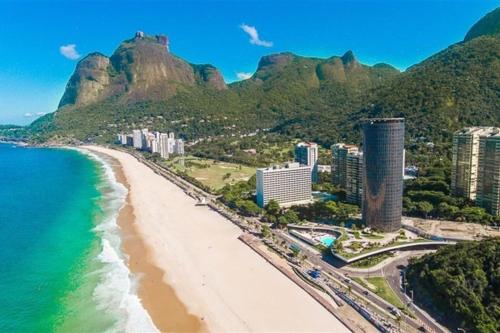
[0,143,157,332]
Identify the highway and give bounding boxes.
[271,230,426,332]
[113,146,448,333]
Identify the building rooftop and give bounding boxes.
[258,161,310,172]
[296,141,318,148]
[480,129,500,138]
[455,127,499,136]
[362,117,405,124]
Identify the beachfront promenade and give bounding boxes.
[104,145,444,333]
[89,146,352,333]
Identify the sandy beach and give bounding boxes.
[84,146,349,333]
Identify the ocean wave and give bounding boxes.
[78,149,159,333]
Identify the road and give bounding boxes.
[380,255,449,333]
[115,146,447,333]
[271,230,425,332]
[343,251,449,333]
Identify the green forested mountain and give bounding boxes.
[406,239,500,333]
[11,8,500,146]
[24,44,399,143]
[465,8,500,41]
[353,35,500,143]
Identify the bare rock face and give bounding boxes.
[58,33,227,108]
[193,64,228,90]
[58,53,111,107]
[109,37,197,101]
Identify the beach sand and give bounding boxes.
[85,146,349,333]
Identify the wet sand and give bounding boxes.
[85,146,349,333]
[111,156,205,332]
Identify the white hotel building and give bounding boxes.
[256,162,312,208]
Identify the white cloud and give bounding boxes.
[60,44,81,60]
[236,72,253,80]
[24,112,46,118]
[239,24,273,47]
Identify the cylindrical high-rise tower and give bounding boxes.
[362,118,405,232]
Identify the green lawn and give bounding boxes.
[365,277,405,309]
[350,253,394,269]
[165,156,255,191]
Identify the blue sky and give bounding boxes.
[0,0,498,125]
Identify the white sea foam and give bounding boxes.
[77,148,159,333]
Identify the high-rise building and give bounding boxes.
[150,137,159,154]
[159,133,170,159]
[132,130,143,149]
[126,135,134,146]
[174,139,185,155]
[116,133,128,145]
[331,143,359,187]
[362,118,405,232]
[295,142,319,183]
[145,132,158,152]
[346,151,363,205]
[476,130,500,216]
[256,162,312,207]
[451,127,498,200]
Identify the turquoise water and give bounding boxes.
[320,235,336,247]
[0,144,155,332]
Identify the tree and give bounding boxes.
[406,239,499,333]
[284,209,300,225]
[437,202,459,219]
[417,201,433,218]
[261,225,271,238]
[238,199,261,217]
[337,203,359,222]
[460,206,491,224]
[265,199,280,216]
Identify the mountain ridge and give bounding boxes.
[59,33,227,109]
[11,7,500,147]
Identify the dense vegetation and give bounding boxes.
[403,144,499,225]
[219,175,262,217]
[465,8,500,41]
[406,239,500,333]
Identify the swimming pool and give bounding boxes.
[320,235,336,247]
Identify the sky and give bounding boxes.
[0,0,498,125]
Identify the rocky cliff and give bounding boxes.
[59,33,227,108]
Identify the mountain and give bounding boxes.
[58,33,226,109]
[24,36,398,143]
[14,8,500,146]
[406,239,499,333]
[350,35,500,143]
[464,8,500,41]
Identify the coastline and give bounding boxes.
[111,156,206,332]
[83,145,349,333]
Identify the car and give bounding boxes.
[418,326,427,332]
[363,290,369,295]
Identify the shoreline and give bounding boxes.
[101,152,206,332]
[84,145,349,333]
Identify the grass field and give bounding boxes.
[165,156,255,191]
[364,277,405,309]
[349,253,394,269]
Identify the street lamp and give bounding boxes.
[402,270,407,294]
